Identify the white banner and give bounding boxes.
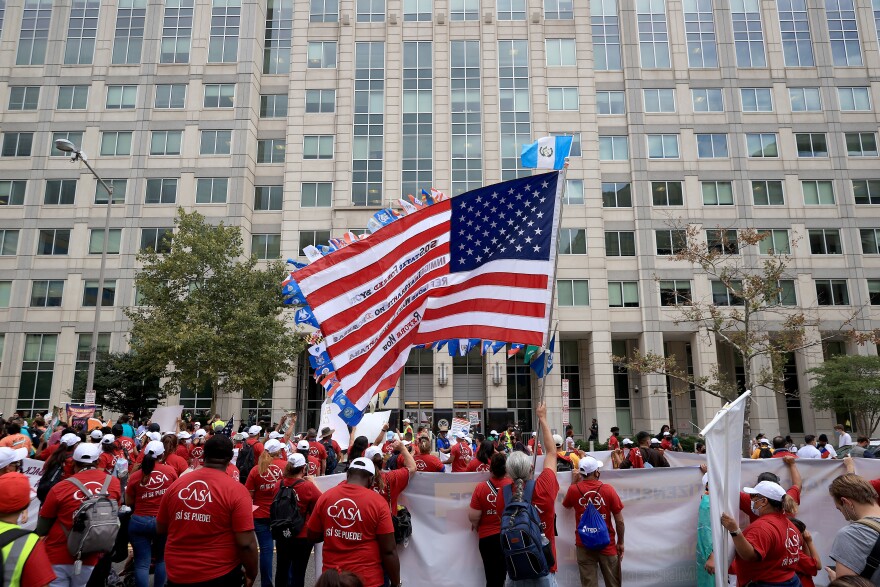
[355,410,392,445]
[319,399,351,450]
[21,458,44,531]
[150,405,183,434]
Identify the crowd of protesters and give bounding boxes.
[0,409,879,587]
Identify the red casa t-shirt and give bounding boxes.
[306,455,321,477]
[245,459,287,518]
[495,468,560,573]
[280,476,323,538]
[382,440,395,456]
[175,444,191,461]
[226,463,240,481]
[562,480,624,555]
[308,441,328,462]
[118,436,137,456]
[527,438,544,456]
[608,436,619,450]
[126,463,179,517]
[189,444,205,467]
[449,441,473,472]
[40,470,123,566]
[413,453,445,472]
[164,453,190,476]
[97,449,121,472]
[306,482,394,587]
[735,512,800,586]
[157,467,255,583]
[247,438,264,459]
[469,477,513,538]
[466,458,491,472]
[739,486,801,523]
[372,468,409,513]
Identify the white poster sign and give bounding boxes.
[354,410,391,445]
[150,405,183,434]
[450,417,470,438]
[561,379,570,427]
[319,399,351,450]
[21,458,43,531]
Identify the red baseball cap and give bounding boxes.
[0,473,31,513]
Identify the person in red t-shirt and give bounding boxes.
[735,456,802,523]
[526,433,544,456]
[245,439,287,587]
[412,437,445,472]
[246,425,265,459]
[174,431,192,461]
[467,440,496,472]
[306,457,400,587]
[126,440,178,587]
[468,452,511,587]
[607,427,620,451]
[788,517,820,587]
[306,429,328,475]
[157,434,258,587]
[275,452,322,587]
[297,440,322,476]
[563,456,625,587]
[36,442,123,585]
[97,434,122,474]
[449,431,474,472]
[189,430,207,468]
[366,440,416,514]
[721,480,803,587]
[0,472,56,587]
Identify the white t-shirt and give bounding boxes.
[564,436,576,452]
[839,432,852,447]
[796,444,822,459]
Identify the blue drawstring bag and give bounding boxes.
[577,488,611,550]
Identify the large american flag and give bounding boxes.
[293,171,562,410]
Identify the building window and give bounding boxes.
[706,229,738,254]
[599,136,628,161]
[597,91,625,115]
[741,88,773,112]
[854,180,880,205]
[141,228,173,253]
[150,131,182,156]
[683,0,718,67]
[8,86,39,110]
[827,0,862,66]
[652,181,683,206]
[637,0,671,68]
[305,89,335,113]
[160,0,194,64]
[402,41,432,198]
[303,135,333,159]
[57,86,89,110]
[553,132,581,157]
[106,85,137,109]
[155,84,186,109]
[544,0,572,19]
[64,0,100,65]
[789,87,821,112]
[50,132,83,157]
[30,280,64,307]
[808,229,842,254]
[112,0,146,64]
[93,177,125,205]
[702,181,733,205]
[200,130,231,155]
[731,0,766,67]
[357,0,385,21]
[82,280,116,307]
[816,279,849,305]
[752,180,784,205]
[2,133,33,157]
[16,0,52,66]
[257,139,286,163]
[777,0,814,66]
[592,0,621,70]
[17,334,57,415]
[195,178,228,204]
[301,182,332,207]
[796,133,828,158]
[0,181,26,206]
[74,333,111,384]
[846,133,878,157]
[548,87,579,111]
[546,39,576,66]
[252,234,281,259]
[311,0,338,22]
[0,282,10,308]
[647,134,680,159]
[0,230,19,255]
[451,40,482,195]
[802,180,835,205]
[260,94,288,117]
[100,132,133,157]
[499,40,531,180]
[89,229,121,254]
[308,42,338,70]
[867,279,880,306]
[353,41,385,204]
[44,180,76,205]
[602,182,631,207]
[264,0,293,73]
[861,228,880,254]
[557,279,589,306]
[254,186,282,211]
[145,179,177,204]
[692,88,723,112]
[609,281,639,307]
[656,230,687,255]
[37,229,70,255]
[451,0,478,20]
[643,88,675,113]
[298,230,331,257]
[660,280,691,306]
[208,0,240,63]
[204,84,234,108]
[758,229,790,254]
[697,134,729,158]
[746,133,778,158]
[605,231,636,256]
[558,228,587,254]
[776,280,797,305]
[565,180,584,205]
[712,280,744,306]
[497,0,524,19]
[839,87,872,111]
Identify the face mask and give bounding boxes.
[750,501,762,517]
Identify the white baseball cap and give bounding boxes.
[101,434,116,445]
[490,430,499,436]
[348,457,376,476]
[264,439,284,454]
[743,480,786,502]
[403,418,411,424]
[89,430,103,440]
[622,438,634,446]
[663,431,671,436]
[0,447,27,469]
[177,431,192,440]
[287,453,306,468]
[650,438,661,445]
[73,443,101,463]
[269,431,284,440]
[365,446,383,460]
[578,456,603,475]
[248,425,263,436]
[552,434,564,447]
[60,433,82,447]
[297,440,310,451]
[454,430,467,439]
[144,441,165,458]
[193,429,207,438]
[147,432,162,442]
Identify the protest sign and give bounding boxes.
[319,399,350,450]
[65,404,95,430]
[150,405,183,434]
[355,410,391,444]
[450,417,470,438]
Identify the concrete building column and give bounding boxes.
[587,331,618,439]
[691,329,723,431]
[434,353,453,410]
[748,353,780,435]
[636,331,670,432]
[796,326,836,435]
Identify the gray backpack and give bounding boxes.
[64,476,120,560]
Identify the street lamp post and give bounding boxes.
[54,138,114,402]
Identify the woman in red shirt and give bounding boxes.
[275,452,323,587]
[466,440,496,472]
[366,440,416,514]
[468,453,510,587]
[96,434,122,474]
[246,439,287,587]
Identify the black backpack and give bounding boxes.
[37,463,64,503]
[556,453,573,472]
[269,480,306,540]
[236,442,256,483]
[322,439,338,474]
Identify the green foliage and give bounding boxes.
[125,209,304,408]
[807,354,880,437]
[69,352,165,419]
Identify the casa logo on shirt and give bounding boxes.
[308,445,321,458]
[144,471,172,491]
[578,491,608,519]
[178,480,213,510]
[327,498,363,529]
[72,480,106,502]
[784,526,801,556]
[261,465,283,482]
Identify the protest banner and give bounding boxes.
[65,404,95,430]
[150,405,183,434]
[20,457,43,531]
[450,417,470,438]
[355,410,392,444]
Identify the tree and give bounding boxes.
[807,354,880,437]
[126,209,305,412]
[69,352,166,419]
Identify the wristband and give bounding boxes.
[729,530,740,537]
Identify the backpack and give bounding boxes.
[556,453,573,472]
[500,481,550,581]
[758,448,774,459]
[269,479,306,540]
[322,439,338,474]
[576,485,611,550]
[236,442,256,483]
[114,448,130,480]
[64,475,120,560]
[627,448,645,469]
[37,463,64,503]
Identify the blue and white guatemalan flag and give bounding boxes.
[520,136,573,170]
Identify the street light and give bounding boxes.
[55,138,114,404]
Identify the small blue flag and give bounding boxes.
[521,136,572,169]
[530,336,556,378]
[294,306,320,328]
[332,389,364,426]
